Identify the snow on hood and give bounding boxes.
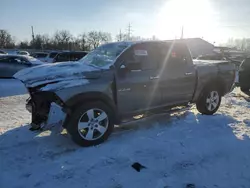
[14,61,99,88]
[40,78,89,91]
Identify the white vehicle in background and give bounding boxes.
[17,51,30,56]
[44,51,59,63]
[30,52,49,62]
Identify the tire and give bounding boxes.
[196,87,222,115]
[66,101,115,147]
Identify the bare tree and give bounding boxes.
[30,34,43,49]
[87,31,112,49]
[75,34,89,51]
[53,30,73,50]
[116,32,127,42]
[0,30,15,48]
[41,34,51,49]
[18,41,30,49]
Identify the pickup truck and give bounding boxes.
[14,40,236,147]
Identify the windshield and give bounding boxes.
[79,42,131,68]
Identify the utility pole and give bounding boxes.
[127,23,132,41]
[181,26,184,39]
[31,26,35,41]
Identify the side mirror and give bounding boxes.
[109,65,115,70]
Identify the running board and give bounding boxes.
[120,105,192,125]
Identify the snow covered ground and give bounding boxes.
[0,86,250,188]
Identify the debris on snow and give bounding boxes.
[131,162,147,172]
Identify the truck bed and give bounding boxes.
[192,59,236,102]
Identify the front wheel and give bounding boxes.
[196,88,222,115]
[66,101,114,147]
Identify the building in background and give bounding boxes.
[184,38,215,58]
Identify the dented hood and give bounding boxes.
[14,61,100,88]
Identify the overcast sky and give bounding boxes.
[1,0,250,44]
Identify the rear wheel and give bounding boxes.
[66,101,114,147]
[196,87,222,115]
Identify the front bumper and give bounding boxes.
[26,97,67,131]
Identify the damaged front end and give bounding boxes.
[26,87,68,131]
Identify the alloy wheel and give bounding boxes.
[77,108,109,141]
[206,91,220,111]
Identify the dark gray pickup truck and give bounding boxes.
[14,40,236,146]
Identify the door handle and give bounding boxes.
[185,72,193,76]
[150,76,159,80]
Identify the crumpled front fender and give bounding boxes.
[40,102,66,131]
[26,91,68,131]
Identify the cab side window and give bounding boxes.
[120,43,159,71]
[162,43,192,71]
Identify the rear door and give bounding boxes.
[115,43,161,114]
[158,43,196,105]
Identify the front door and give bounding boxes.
[115,43,161,114]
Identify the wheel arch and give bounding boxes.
[63,91,119,127]
[198,77,227,101]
